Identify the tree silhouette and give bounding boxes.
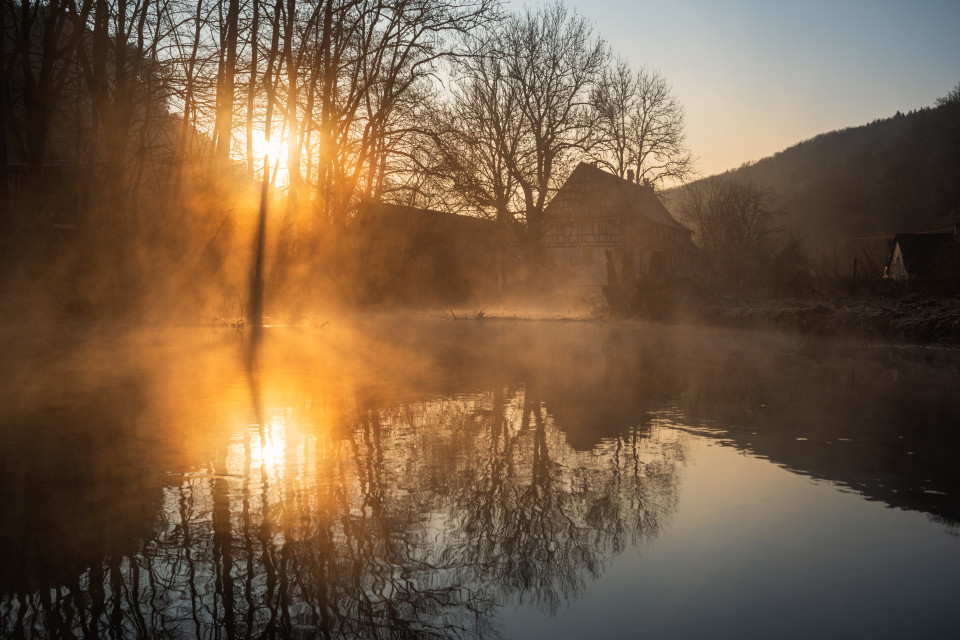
[422,1,607,282]
[589,58,694,189]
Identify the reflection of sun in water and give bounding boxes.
[223,411,292,482]
[252,425,286,472]
[250,414,289,477]
[251,130,290,187]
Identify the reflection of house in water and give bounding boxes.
[885,224,960,283]
[541,163,694,296]
[5,322,960,637]
[538,329,686,451]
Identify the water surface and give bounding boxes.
[1,319,958,638]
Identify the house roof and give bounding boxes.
[891,232,958,276]
[353,201,519,250]
[544,162,690,233]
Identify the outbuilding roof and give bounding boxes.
[891,232,958,277]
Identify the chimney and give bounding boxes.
[627,169,635,183]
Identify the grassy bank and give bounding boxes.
[680,291,960,347]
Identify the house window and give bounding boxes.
[598,217,619,243]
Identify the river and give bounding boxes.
[1,318,958,638]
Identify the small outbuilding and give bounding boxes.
[886,225,960,284]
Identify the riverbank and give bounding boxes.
[675,291,960,348]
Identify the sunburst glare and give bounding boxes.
[251,130,290,187]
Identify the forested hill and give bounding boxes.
[672,99,960,248]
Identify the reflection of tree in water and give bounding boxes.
[0,379,686,638]
[6,319,960,637]
[374,386,686,615]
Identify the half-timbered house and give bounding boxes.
[541,162,694,295]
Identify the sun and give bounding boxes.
[251,130,290,187]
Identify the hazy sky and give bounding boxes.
[545,0,960,177]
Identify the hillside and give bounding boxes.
[669,98,960,250]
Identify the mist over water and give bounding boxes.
[1,319,959,638]
[4,0,958,633]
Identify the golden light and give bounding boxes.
[252,130,290,188]
[252,422,287,473]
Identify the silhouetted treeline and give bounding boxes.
[1,0,503,319]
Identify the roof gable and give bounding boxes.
[545,163,689,233]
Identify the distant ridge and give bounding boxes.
[669,99,960,249]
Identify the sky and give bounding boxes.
[541,0,960,177]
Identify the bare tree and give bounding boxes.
[590,58,694,189]
[213,0,240,161]
[0,0,9,221]
[74,0,178,236]
[307,0,497,229]
[418,31,522,223]
[169,0,216,200]
[425,1,606,281]
[680,177,794,285]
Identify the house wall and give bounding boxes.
[541,245,608,296]
[541,239,685,300]
[541,217,622,246]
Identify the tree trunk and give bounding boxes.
[215,0,240,162]
[246,0,260,176]
[0,0,10,231]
